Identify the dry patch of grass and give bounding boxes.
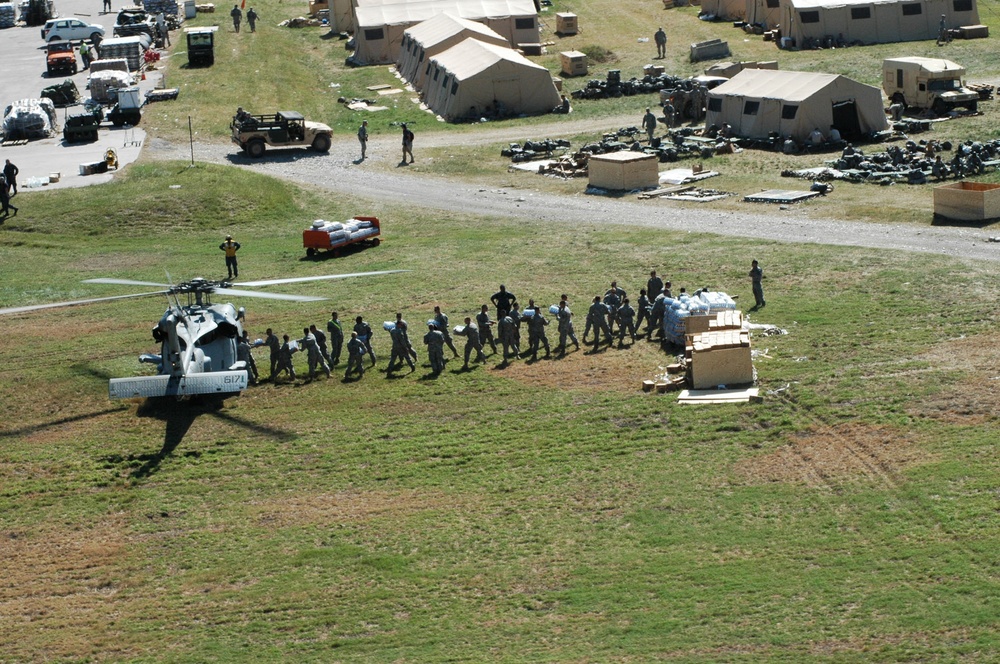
[0,516,143,662]
[734,423,931,488]
[908,332,1000,423]
[489,334,674,393]
[249,488,473,529]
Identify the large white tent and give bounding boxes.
[778,0,979,47]
[705,69,888,141]
[423,38,560,121]
[397,13,509,90]
[351,0,538,65]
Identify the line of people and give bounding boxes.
[242,270,696,383]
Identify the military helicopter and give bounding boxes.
[0,271,406,399]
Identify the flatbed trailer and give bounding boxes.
[303,216,381,257]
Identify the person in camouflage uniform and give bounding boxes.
[423,323,446,375]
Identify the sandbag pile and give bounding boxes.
[309,218,377,246]
[501,138,571,162]
[791,139,1000,184]
[1,98,57,140]
[662,291,737,345]
[571,70,689,100]
[0,2,16,27]
[89,69,133,103]
[143,0,179,14]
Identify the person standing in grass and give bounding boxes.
[0,174,16,217]
[345,332,365,379]
[490,284,517,320]
[219,235,240,279]
[327,311,343,366]
[642,107,658,144]
[358,120,369,160]
[353,315,377,366]
[526,307,550,360]
[654,27,667,59]
[555,300,579,355]
[433,306,459,357]
[246,7,259,32]
[497,310,518,359]
[387,321,416,373]
[476,305,498,355]
[456,317,486,369]
[646,270,663,300]
[230,4,242,32]
[750,259,765,308]
[617,298,637,346]
[310,324,330,366]
[401,123,414,164]
[275,334,297,381]
[263,328,280,379]
[423,323,446,375]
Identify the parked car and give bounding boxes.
[40,17,105,43]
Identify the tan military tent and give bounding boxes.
[352,0,539,65]
[423,38,560,121]
[778,0,979,47]
[745,0,780,27]
[701,0,746,19]
[397,13,509,90]
[705,69,888,141]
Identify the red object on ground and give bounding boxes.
[303,216,381,257]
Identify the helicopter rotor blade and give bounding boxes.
[83,278,173,288]
[0,291,170,316]
[214,287,326,302]
[237,270,410,288]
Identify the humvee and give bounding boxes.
[883,57,979,115]
[231,111,333,158]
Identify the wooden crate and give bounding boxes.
[958,24,989,38]
[687,329,753,389]
[560,50,587,77]
[555,12,577,35]
[588,152,658,190]
[934,181,1000,221]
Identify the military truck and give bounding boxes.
[883,57,979,115]
[231,111,333,158]
[46,41,77,76]
[185,26,217,66]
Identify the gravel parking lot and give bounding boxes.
[0,0,152,190]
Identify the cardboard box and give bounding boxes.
[588,152,658,190]
[687,329,753,389]
[555,12,577,35]
[308,0,328,14]
[560,50,587,77]
[934,181,1000,221]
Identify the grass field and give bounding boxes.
[3,0,1000,660]
[2,163,1000,661]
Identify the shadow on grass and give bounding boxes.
[109,396,296,480]
[0,407,125,439]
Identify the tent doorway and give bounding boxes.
[831,99,862,139]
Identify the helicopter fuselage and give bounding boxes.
[110,294,249,399]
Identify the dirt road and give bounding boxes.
[146,120,1000,264]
